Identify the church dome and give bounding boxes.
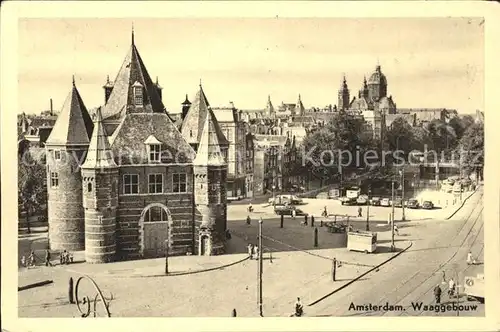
[368,65,387,86]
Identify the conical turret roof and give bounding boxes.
[181,84,228,147]
[82,108,117,169]
[193,111,226,166]
[46,80,93,146]
[101,31,170,120]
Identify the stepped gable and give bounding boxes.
[46,80,93,146]
[81,108,117,169]
[181,84,229,147]
[109,112,196,164]
[101,31,171,121]
[194,111,226,166]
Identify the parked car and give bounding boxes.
[406,199,420,209]
[381,198,391,207]
[370,197,381,206]
[356,195,369,205]
[393,198,403,208]
[269,194,303,205]
[340,197,357,205]
[422,201,434,210]
[274,205,308,216]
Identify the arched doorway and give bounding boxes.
[139,203,173,258]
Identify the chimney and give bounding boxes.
[50,98,53,115]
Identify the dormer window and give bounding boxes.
[149,144,161,162]
[144,135,162,163]
[132,81,143,106]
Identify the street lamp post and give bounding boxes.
[272,184,276,207]
[165,239,169,275]
[366,189,371,231]
[401,169,406,221]
[391,181,395,252]
[258,218,263,317]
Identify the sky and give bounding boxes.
[18,17,484,115]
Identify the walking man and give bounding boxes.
[358,206,362,218]
[467,251,474,265]
[246,215,251,226]
[44,249,51,267]
[394,224,399,236]
[248,243,254,259]
[434,284,442,304]
[291,209,296,219]
[253,244,259,260]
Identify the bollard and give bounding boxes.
[280,215,284,228]
[232,308,237,317]
[68,277,74,304]
[314,228,319,248]
[311,215,315,227]
[332,258,337,282]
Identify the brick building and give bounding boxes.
[45,32,228,263]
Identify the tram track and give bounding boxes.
[390,201,484,316]
[336,191,483,317]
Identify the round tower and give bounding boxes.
[81,108,118,263]
[193,111,228,256]
[45,80,93,251]
[367,64,388,102]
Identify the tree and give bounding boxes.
[18,150,46,233]
[457,121,484,178]
[301,111,375,186]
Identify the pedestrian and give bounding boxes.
[246,215,251,226]
[434,284,442,304]
[295,297,303,317]
[394,224,399,236]
[66,251,71,265]
[253,244,259,260]
[322,206,328,217]
[248,243,254,259]
[442,271,446,283]
[358,207,362,217]
[466,251,473,265]
[21,255,26,268]
[60,250,67,265]
[311,215,315,227]
[45,249,51,267]
[303,215,308,226]
[291,209,296,219]
[231,308,237,317]
[29,250,36,267]
[387,213,392,225]
[448,278,456,297]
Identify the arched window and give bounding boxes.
[87,182,93,192]
[144,206,168,223]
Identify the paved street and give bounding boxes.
[18,188,483,317]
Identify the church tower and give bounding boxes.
[295,94,305,116]
[338,75,350,111]
[45,78,94,251]
[358,76,369,99]
[181,94,191,121]
[81,108,119,263]
[367,64,388,102]
[193,111,228,256]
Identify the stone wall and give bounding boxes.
[46,148,87,251]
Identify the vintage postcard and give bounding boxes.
[1,1,499,332]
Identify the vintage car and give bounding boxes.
[380,198,391,207]
[274,205,308,216]
[406,199,420,209]
[393,198,403,208]
[421,200,434,210]
[356,195,369,205]
[340,197,357,206]
[370,197,381,206]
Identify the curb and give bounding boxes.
[445,187,480,220]
[18,279,53,291]
[140,256,250,278]
[66,256,251,279]
[307,241,413,307]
